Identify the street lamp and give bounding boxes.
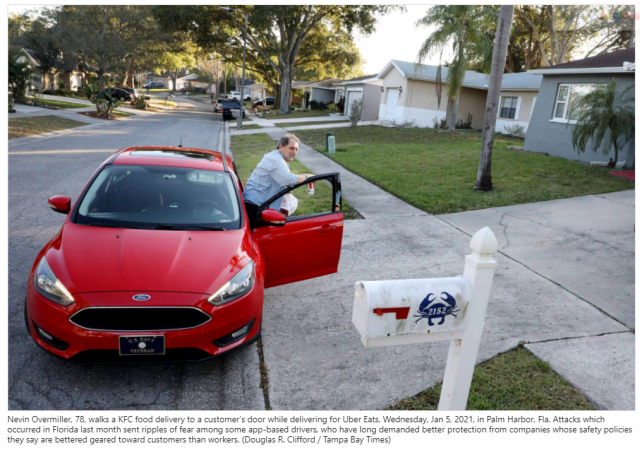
[221,6,248,128]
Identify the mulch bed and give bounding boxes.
[609,171,635,181]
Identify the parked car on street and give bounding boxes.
[222,99,246,121]
[142,81,165,89]
[25,146,343,362]
[109,88,134,102]
[213,99,227,113]
[230,92,251,101]
[252,97,275,108]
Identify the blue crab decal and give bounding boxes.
[414,292,458,326]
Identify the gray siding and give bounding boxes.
[524,73,635,163]
[362,84,382,121]
[310,87,335,105]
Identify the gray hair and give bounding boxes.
[278,133,300,148]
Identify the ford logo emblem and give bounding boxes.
[133,294,151,301]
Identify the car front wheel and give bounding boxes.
[120,96,126,102]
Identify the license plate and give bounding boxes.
[119,335,165,356]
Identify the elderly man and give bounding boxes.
[243,134,313,227]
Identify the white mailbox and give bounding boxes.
[352,277,471,348]
[351,227,498,410]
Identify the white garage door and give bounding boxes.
[345,90,363,117]
[385,88,399,121]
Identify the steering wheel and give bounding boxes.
[187,200,223,217]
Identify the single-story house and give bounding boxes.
[246,82,275,100]
[332,74,382,120]
[524,47,635,164]
[145,71,197,90]
[296,79,342,109]
[376,60,542,130]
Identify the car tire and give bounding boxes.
[120,96,125,102]
[24,297,30,336]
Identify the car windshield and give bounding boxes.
[76,165,241,230]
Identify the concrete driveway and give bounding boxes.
[9,99,263,410]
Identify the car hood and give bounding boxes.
[45,223,252,295]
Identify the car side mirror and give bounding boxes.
[261,209,286,226]
[48,196,71,214]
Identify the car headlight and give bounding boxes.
[34,257,75,306]
[208,261,255,306]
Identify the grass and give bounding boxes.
[230,133,359,219]
[294,126,634,215]
[149,99,176,108]
[9,116,88,139]
[278,120,349,128]
[26,97,88,109]
[388,346,595,410]
[260,109,330,120]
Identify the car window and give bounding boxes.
[76,165,241,230]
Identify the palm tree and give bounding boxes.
[474,5,514,191]
[416,6,492,131]
[569,79,635,168]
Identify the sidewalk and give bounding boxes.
[230,113,374,136]
[258,135,635,410]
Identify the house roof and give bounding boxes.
[294,79,342,89]
[378,60,542,91]
[9,46,40,67]
[528,48,636,75]
[333,74,381,86]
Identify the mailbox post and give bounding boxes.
[352,227,498,411]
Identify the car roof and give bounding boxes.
[112,147,232,172]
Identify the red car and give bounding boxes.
[25,146,343,363]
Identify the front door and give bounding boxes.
[386,88,399,121]
[252,173,343,288]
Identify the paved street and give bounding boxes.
[9,99,264,410]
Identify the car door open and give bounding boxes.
[252,173,343,288]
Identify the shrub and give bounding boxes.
[132,94,148,110]
[336,96,345,113]
[348,98,362,127]
[318,101,327,110]
[309,100,319,110]
[503,123,526,138]
[432,116,447,129]
[83,82,120,118]
[8,51,33,104]
[291,102,301,109]
[455,113,473,129]
[328,104,341,113]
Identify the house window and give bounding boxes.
[500,97,518,119]
[553,84,602,121]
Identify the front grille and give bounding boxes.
[71,348,212,364]
[69,307,211,331]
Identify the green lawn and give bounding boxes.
[27,97,88,109]
[230,133,359,219]
[9,116,88,139]
[261,109,330,120]
[278,120,349,128]
[294,126,634,215]
[388,346,595,410]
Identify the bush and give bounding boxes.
[503,123,526,138]
[83,82,120,118]
[328,104,341,113]
[291,102,301,109]
[432,116,447,129]
[131,95,148,110]
[455,113,473,129]
[8,51,33,104]
[309,100,319,110]
[348,98,362,127]
[336,96,345,113]
[318,101,327,111]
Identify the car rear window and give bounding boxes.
[76,165,241,231]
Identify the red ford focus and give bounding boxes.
[25,146,343,363]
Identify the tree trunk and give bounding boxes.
[448,96,459,131]
[279,65,292,115]
[609,140,619,168]
[623,135,634,170]
[98,72,105,89]
[628,18,635,49]
[475,5,515,191]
